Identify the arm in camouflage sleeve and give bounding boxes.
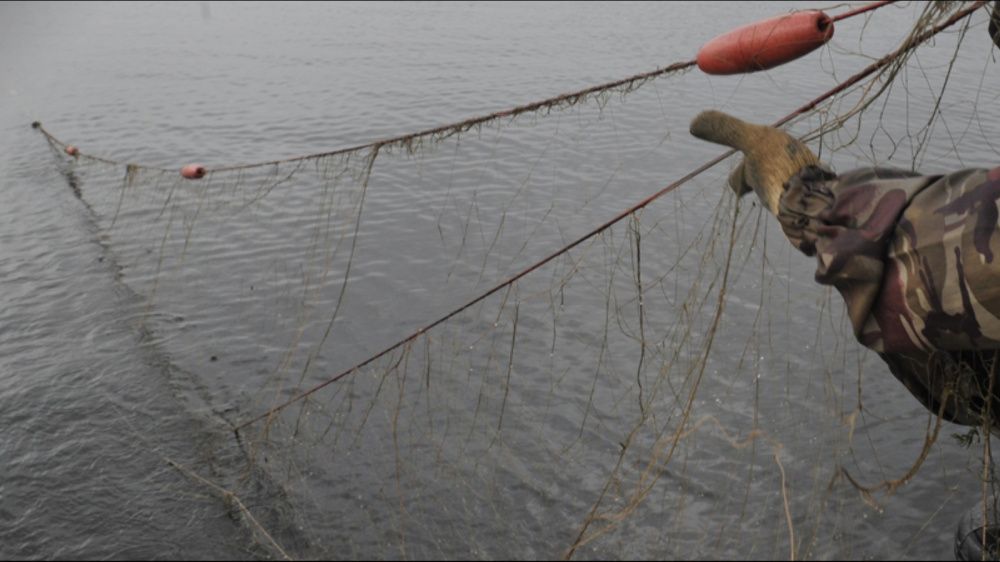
[690,109,1000,429]
[779,165,1000,428]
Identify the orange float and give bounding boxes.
[697,10,834,75]
[181,164,206,179]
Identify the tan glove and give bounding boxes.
[689,110,818,214]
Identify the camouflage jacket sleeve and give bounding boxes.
[778,165,1000,427]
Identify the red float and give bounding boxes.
[181,164,207,179]
[697,10,834,75]
[64,145,79,157]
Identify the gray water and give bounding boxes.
[2,2,1000,560]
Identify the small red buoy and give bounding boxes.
[697,10,834,75]
[65,145,79,157]
[181,164,207,179]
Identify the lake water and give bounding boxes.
[2,2,1000,560]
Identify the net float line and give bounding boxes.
[31,58,698,176]
[831,0,896,22]
[32,121,136,169]
[233,1,983,434]
[32,1,895,180]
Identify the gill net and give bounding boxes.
[32,2,1000,559]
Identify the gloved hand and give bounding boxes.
[689,110,818,214]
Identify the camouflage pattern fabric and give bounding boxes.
[991,1,1000,50]
[778,165,1000,428]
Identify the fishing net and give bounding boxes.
[33,2,1000,559]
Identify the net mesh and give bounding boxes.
[34,3,1000,559]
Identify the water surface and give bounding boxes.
[1,2,999,559]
